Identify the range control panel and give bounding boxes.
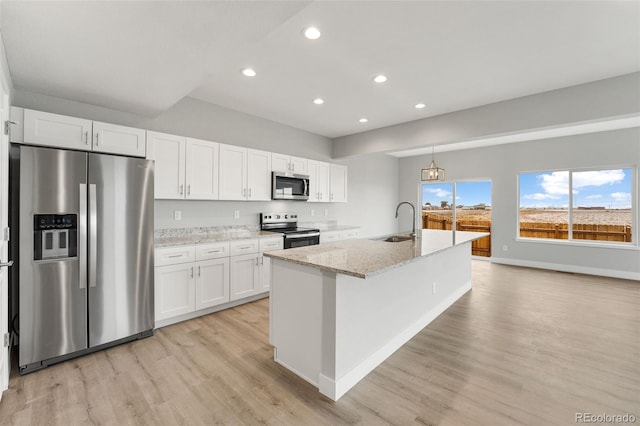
[33,214,78,260]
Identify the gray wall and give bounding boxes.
[12,90,399,236]
[333,72,640,158]
[399,128,640,279]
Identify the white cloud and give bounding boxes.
[611,192,631,201]
[523,193,560,200]
[539,171,568,195]
[573,169,625,188]
[585,194,603,200]
[425,187,452,198]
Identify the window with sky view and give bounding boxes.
[519,168,634,243]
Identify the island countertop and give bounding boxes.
[264,229,488,278]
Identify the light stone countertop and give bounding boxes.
[155,227,282,248]
[264,229,489,279]
[299,222,359,232]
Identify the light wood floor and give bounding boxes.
[1,261,638,425]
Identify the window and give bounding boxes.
[518,168,634,244]
[422,180,492,257]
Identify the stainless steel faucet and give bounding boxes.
[395,201,416,240]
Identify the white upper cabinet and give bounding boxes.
[272,153,308,175]
[271,153,290,173]
[308,160,331,203]
[147,131,186,199]
[148,133,220,200]
[218,144,248,200]
[330,164,348,203]
[247,148,272,201]
[18,108,145,156]
[93,121,146,157]
[219,145,271,201]
[290,156,308,175]
[185,138,219,200]
[23,109,93,151]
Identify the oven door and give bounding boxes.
[284,232,320,249]
[272,172,310,201]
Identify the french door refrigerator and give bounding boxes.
[10,145,154,374]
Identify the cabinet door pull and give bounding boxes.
[168,254,183,258]
[197,266,201,277]
[190,266,194,278]
[95,133,99,146]
[248,188,252,198]
[239,245,252,250]
[207,249,221,253]
[179,184,184,195]
[187,184,191,195]
[85,131,89,145]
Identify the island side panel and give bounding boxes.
[270,258,326,387]
[320,242,473,400]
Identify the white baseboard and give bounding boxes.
[491,257,640,281]
[319,282,472,401]
[155,292,269,329]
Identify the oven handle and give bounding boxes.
[284,232,320,239]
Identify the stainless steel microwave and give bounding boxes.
[272,172,310,201]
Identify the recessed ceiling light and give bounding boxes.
[242,68,256,77]
[415,103,426,109]
[304,26,321,40]
[359,118,368,123]
[373,75,387,83]
[313,98,324,105]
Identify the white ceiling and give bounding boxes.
[2,1,639,139]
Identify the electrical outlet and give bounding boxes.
[432,282,436,294]
[234,210,240,219]
[174,210,182,220]
[310,209,315,217]
[502,245,508,251]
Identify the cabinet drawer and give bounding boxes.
[260,237,283,252]
[196,242,230,260]
[230,239,259,256]
[320,231,342,244]
[155,245,196,266]
[342,229,360,240]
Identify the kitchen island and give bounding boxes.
[264,229,489,401]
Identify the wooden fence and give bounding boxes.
[422,212,491,257]
[519,222,632,242]
[422,212,633,258]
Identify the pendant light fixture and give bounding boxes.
[421,146,445,181]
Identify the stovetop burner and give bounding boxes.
[260,213,320,236]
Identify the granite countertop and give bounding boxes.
[155,227,282,248]
[320,225,360,232]
[264,229,489,279]
[299,222,359,232]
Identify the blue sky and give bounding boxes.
[422,181,492,207]
[519,168,632,209]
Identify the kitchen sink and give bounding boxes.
[374,235,414,243]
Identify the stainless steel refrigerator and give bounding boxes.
[10,145,154,374]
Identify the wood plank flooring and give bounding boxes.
[1,261,638,425]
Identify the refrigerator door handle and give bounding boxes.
[79,184,88,289]
[89,183,98,288]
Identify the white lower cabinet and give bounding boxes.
[230,253,260,301]
[195,257,230,310]
[155,262,195,322]
[155,237,281,325]
[320,229,360,244]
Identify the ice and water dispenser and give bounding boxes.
[33,214,78,260]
